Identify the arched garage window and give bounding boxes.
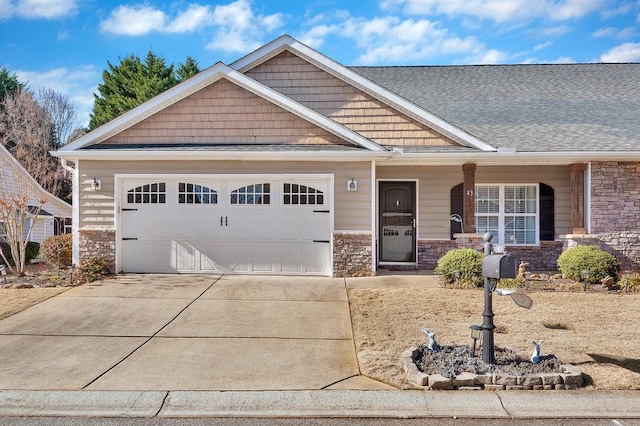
[450,183,554,243]
[178,183,218,204]
[230,183,270,205]
[283,183,324,205]
[127,183,166,204]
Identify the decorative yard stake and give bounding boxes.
[421,328,439,352]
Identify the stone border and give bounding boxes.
[401,346,584,390]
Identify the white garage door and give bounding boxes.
[118,175,332,275]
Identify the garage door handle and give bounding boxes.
[220,216,223,226]
[313,240,330,243]
[225,216,228,226]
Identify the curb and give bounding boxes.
[0,390,638,418]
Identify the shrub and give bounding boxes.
[0,241,12,266]
[557,245,620,283]
[39,234,73,268]
[620,271,640,293]
[0,241,40,266]
[78,256,111,283]
[25,241,40,263]
[435,248,484,288]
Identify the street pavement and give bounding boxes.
[0,273,638,419]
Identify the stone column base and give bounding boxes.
[78,229,116,272]
[333,232,374,277]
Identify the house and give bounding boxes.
[54,35,640,276]
[0,143,72,244]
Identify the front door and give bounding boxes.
[379,181,416,263]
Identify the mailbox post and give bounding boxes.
[480,233,517,365]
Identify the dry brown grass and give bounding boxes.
[348,286,640,390]
[0,287,68,320]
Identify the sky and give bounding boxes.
[1,0,639,127]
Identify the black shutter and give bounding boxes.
[450,183,464,239]
[539,183,555,241]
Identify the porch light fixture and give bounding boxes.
[581,269,590,291]
[347,179,357,192]
[624,270,632,292]
[91,177,101,191]
[470,325,482,358]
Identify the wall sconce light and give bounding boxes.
[347,179,357,192]
[91,177,101,191]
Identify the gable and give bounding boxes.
[98,78,350,147]
[245,51,457,148]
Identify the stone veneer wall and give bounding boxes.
[564,233,640,271]
[333,232,374,277]
[590,162,640,233]
[416,239,563,271]
[78,229,116,271]
[580,161,640,270]
[417,240,458,269]
[507,241,564,271]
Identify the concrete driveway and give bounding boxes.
[0,274,392,391]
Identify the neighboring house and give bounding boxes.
[55,35,640,276]
[0,143,72,244]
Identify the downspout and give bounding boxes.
[371,160,377,274]
[586,162,592,234]
[61,159,80,266]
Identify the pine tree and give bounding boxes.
[176,56,200,82]
[89,51,201,130]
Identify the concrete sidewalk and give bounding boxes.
[0,390,638,419]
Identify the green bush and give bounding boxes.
[39,234,73,268]
[0,241,40,265]
[435,248,484,288]
[557,245,620,283]
[26,241,40,263]
[78,257,111,283]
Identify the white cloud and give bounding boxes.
[205,0,284,53]
[460,48,509,64]
[97,1,284,54]
[593,27,616,38]
[165,4,211,33]
[100,5,167,36]
[600,42,640,62]
[381,0,604,23]
[300,13,492,64]
[0,0,77,20]
[15,65,99,127]
[533,41,553,51]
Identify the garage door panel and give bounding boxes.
[119,176,332,275]
[122,240,174,273]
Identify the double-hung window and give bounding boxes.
[475,184,538,245]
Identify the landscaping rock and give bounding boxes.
[428,374,453,390]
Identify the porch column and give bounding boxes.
[569,163,586,234]
[462,163,477,233]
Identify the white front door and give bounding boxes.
[118,175,332,275]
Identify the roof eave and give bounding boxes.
[382,151,640,166]
[52,149,392,162]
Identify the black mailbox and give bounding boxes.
[482,254,517,279]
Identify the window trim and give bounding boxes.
[475,183,539,246]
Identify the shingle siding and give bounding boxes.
[247,51,457,147]
[101,79,347,146]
